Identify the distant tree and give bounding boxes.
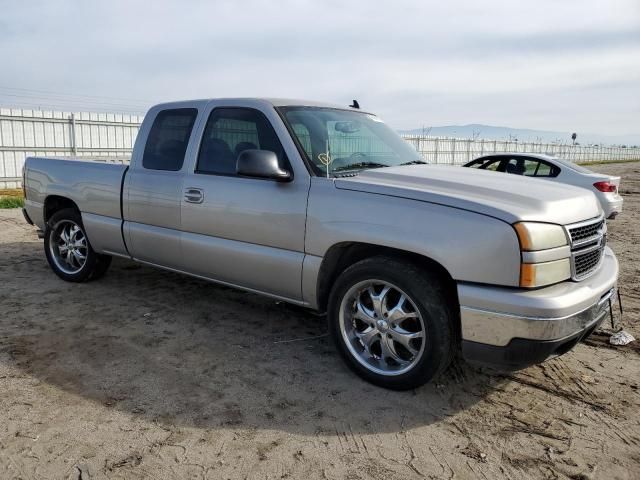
[571,132,577,145]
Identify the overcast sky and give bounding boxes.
[1,0,639,135]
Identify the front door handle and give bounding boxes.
[184,188,204,204]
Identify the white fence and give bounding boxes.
[2,107,639,189]
[0,108,142,189]
[402,136,640,165]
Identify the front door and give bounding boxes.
[180,107,309,301]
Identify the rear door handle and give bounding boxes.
[184,188,204,204]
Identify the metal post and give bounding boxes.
[451,138,456,165]
[70,113,77,155]
[434,137,439,164]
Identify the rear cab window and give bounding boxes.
[143,108,198,171]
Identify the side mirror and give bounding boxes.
[236,149,292,182]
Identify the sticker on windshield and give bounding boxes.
[319,140,333,178]
[318,152,332,167]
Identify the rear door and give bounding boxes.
[123,106,200,269]
[180,103,310,301]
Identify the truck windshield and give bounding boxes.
[278,106,425,176]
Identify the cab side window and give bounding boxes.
[142,108,198,171]
[196,108,288,175]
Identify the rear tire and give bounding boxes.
[44,208,112,282]
[328,256,454,390]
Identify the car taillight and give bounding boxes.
[593,181,616,193]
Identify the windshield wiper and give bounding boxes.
[398,160,427,166]
[332,161,390,172]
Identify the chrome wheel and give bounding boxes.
[338,280,426,376]
[49,220,88,275]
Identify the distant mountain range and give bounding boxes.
[398,124,640,147]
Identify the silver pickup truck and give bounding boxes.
[22,98,618,390]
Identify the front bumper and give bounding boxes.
[458,246,618,369]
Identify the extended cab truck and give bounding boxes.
[22,99,618,390]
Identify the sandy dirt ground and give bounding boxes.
[0,162,639,480]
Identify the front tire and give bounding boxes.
[328,256,454,390]
[44,208,112,282]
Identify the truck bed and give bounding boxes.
[23,156,128,229]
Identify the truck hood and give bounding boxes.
[334,165,602,225]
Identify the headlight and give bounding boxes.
[513,222,570,287]
[513,222,568,251]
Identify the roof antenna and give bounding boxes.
[349,99,360,109]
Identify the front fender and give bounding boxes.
[305,179,521,287]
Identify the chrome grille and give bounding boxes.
[569,219,604,245]
[565,217,606,281]
[574,248,603,279]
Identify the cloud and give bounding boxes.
[0,0,638,134]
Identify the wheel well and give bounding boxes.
[44,196,80,224]
[316,242,460,337]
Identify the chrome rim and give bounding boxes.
[339,280,426,376]
[49,220,88,274]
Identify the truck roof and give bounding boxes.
[150,98,373,114]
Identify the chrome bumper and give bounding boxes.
[458,246,618,348]
[461,287,614,347]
